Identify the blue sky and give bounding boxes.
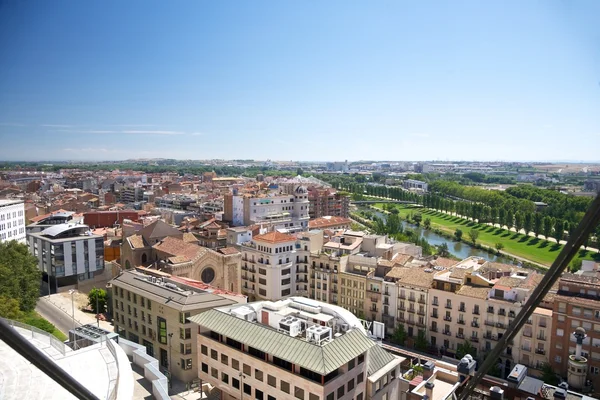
[0,1,599,162]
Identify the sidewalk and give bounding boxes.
[40,293,114,332]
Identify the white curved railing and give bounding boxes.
[105,338,120,400]
[0,317,67,356]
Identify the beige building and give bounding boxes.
[110,269,246,382]
[190,297,405,400]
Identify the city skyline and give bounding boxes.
[1,1,599,161]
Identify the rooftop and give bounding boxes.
[190,297,395,375]
[110,270,237,311]
[253,231,297,244]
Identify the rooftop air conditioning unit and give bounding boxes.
[279,316,302,337]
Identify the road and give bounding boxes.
[36,297,77,335]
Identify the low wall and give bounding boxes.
[118,338,169,400]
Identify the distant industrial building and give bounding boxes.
[402,179,428,192]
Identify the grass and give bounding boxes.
[19,310,68,341]
[372,203,600,267]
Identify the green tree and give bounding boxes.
[498,208,506,228]
[437,242,450,257]
[540,362,560,386]
[553,219,564,243]
[456,340,476,359]
[543,216,554,240]
[523,212,533,236]
[495,242,504,253]
[88,288,107,314]
[296,168,304,176]
[386,213,402,235]
[454,228,463,241]
[570,258,583,273]
[490,207,498,225]
[504,209,514,230]
[423,218,431,230]
[391,324,407,346]
[468,228,480,244]
[0,295,23,320]
[413,213,423,227]
[0,241,41,312]
[414,330,429,351]
[514,211,524,234]
[534,212,543,238]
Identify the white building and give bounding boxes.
[0,199,26,244]
[27,223,104,293]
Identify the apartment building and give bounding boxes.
[239,231,299,301]
[307,188,350,218]
[224,186,310,232]
[191,297,405,400]
[551,267,600,392]
[0,199,26,243]
[428,258,548,379]
[27,223,105,293]
[110,269,245,382]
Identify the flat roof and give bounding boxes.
[0,199,24,206]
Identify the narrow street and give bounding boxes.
[35,297,77,335]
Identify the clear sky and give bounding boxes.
[0,1,599,162]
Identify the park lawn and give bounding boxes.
[372,203,599,267]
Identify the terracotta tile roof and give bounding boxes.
[456,285,490,300]
[182,232,198,243]
[385,267,435,288]
[127,234,146,249]
[153,236,204,262]
[253,231,297,244]
[308,216,352,229]
[449,267,472,279]
[433,257,459,269]
[204,222,221,230]
[494,276,527,289]
[218,247,240,256]
[391,253,413,267]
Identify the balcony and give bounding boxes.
[398,305,406,311]
[443,330,452,336]
[496,322,506,329]
[459,307,466,313]
[473,309,480,315]
[432,301,439,306]
[521,346,531,352]
[471,337,479,343]
[484,320,495,327]
[417,310,425,316]
[537,335,546,341]
[406,320,415,326]
[443,316,452,322]
[398,315,405,322]
[416,321,426,328]
[431,314,438,319]
[471,321,479,328]
[483,334,498,341]
[408,297,416,303]
[408,308,416,314]
[430,326,438,332]
[399,294,406,300]
[535,349,546,355]
[383,298,390,306]
[538,322,547,328]
[371,297,379,303]
[457,320,465,325]
[418,298,426,304]
[525,319,532,325]
[456,333,465,339]
[487,309,494,314]
[498,310,506,316]
[523,331,532,338]
[445,304,452,310]
[509,311,516,318]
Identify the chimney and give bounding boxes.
[425,381,434,400]
[422,361,435,379]
[489,386,504,400]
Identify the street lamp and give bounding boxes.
[68,289,77,330]
[168,332,174,388]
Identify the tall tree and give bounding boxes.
[543,216,554,240]
[468,228,480,244]
[0,241,41,312]
[534,213,543,238]
[504,209,514,230]
[553,219,564,243]
[490,207,498,226]
[498,208,506,229]
[523,212,533,236]
[514,211,524,234]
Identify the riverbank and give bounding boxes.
[370,203,598,267]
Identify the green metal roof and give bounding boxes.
[189,309,377,375]
[367,343,397,375]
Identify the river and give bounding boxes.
[360,207,513,264]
